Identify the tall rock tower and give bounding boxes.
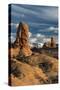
[14,22,32,56]
[50,37,56,48]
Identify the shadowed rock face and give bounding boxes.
[14,22,32,57]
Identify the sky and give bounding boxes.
[9,4,58,46]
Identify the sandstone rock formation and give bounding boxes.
[50,37,56,48]
[9,53,58,86]
[19,22,32,56]
[43,43,48,48]
[10,59,48,86]
[43,37,56,48]
[9,22,32,58]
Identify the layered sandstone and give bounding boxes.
[10,22,32,57]
[19,22,32,56]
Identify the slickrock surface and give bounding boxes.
[9,53,58,86]
[10,59,48,86]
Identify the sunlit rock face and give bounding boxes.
[14,22,32,57]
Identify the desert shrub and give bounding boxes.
[49,75,58,84]
[38,62,52,72]
[16,54,31,63]
[11,60,21,77]
[35,74,49,84]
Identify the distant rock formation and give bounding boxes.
[43,37,56,48]
[43,43,48,48]
[50,37,56,48]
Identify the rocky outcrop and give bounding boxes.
[50,37,56,48]
[19,22,32,56]
[10,59,48,86]
[9,22,32,58]
[43,37,56,48]
[9,53,58,86]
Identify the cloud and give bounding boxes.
[9,23,21,30]
[9,23,18,27]
[11,11,25,18]
[43,38,51,43]
[48,26,58,31]
[11,4,58,24]
[38,26,58,34]
[41,7,58,22]
[29,33,48,47]
[29,38,37,43]
[10,33,16,43]
[9,23,16,26]
[47,26,58,34]
[11,33,16,36]
[29,32,58,47]
[36,33,45,38]
[28,32,32,37]
[29,33,45,44]
[29,22,52,28]
[10,36,15,43]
